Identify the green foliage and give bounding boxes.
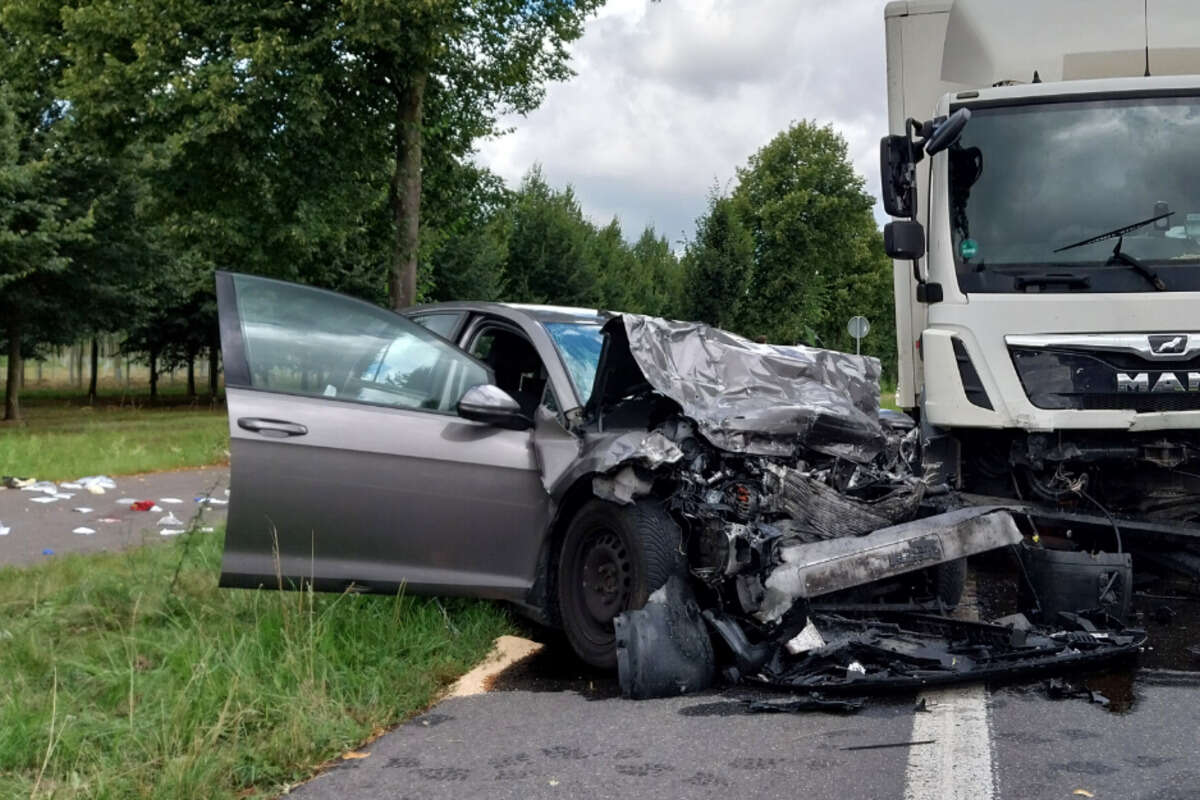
[0,530,511,798]
[683,193,754,330]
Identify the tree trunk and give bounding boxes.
[186,351,196,398]
[75,344,84,388]
[88,337,99,403]
[208,345,218,398]
[149,345,159,400]
[4,318,21,421]
[389,72,426,310]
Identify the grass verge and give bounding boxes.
[0,530,513,798]
[0,389,229,481]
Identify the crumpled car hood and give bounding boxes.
[591,314,885,463]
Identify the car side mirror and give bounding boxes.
[884,220,926,260]
[457,384,533,431]
[924,107,971,156]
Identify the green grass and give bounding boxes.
[0,388,230,481]
[0,531,513,799]
[879,379,900,411]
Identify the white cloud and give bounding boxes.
[475,0,893,245]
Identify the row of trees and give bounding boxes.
[0,0,895,422]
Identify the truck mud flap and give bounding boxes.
[756,507,1023,623]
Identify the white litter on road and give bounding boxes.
[160,529,185,536]
[0,523,9,536]
[98,517,120,524]
[52,492,74,500]
[30,496,59,504]
[115,498,137,505]
[72,527,97,535]
[196,498,228,506]
[159,497,183,504]
[158,513,184,526]
[77,475,117,490]
[86,485,107,495]
[59,482,83,490]
[23,481,59,495]
[72,507,94,513]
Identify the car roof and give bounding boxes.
[405,300,613,325]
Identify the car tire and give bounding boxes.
[930,557,967,609]
[556,498,685,669]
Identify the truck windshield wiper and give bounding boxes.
[1053,211,1173,253]
[1108,235,1167,291]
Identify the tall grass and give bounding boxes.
[0,531,512,798]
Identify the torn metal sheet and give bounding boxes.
[755,507,1024,623]
[596,314,885,462]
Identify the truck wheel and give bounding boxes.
[556,498,685,669]
[930,557,967,609]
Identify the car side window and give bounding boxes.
[232,275,489,413]
[411,312,461,340]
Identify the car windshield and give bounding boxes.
[543,322,604,403]
[949,94,1200,292]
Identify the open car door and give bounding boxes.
[215,272,553,600]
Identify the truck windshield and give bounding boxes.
[949,95,1200,293]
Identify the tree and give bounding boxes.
[733,121,887,354]
[683,194,753,330]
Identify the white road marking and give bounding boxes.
[903,576,996,800]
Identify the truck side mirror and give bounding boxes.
[884,220,925,260]
[880,135,916,218]
[924,108,971,156]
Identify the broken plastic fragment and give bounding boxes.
[72,527,96,535]
[0,522,9,536]
[115,498,137,505]
[52,493,75,500]
[86,485,106,495]
[72,507,94,514]
[157,513,184,527]
[98,517,120,524]
[130,501,155,512]
[847,661,867,675]
[160,529,185,536]
[77,475,116,490]
[30,496,59,504]
[159,497,183,504]
[23,481,59,494]
[785,618,826,655]
[614,576,716,699]
[59,482,83,490]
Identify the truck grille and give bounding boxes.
[1077,394,1200,412]
[1010,346,1200,412]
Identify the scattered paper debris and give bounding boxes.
[160,497,183,504]
[98,517,120,524]
[23,481,59,495]
[72,507,94,514]
[158,513,184,526]
[115,498,137,505]
[0,523,9,536]
[59,482,83,490]
[160,529,185,536]
[30,497,59,504]
[77,475,117,490]
[72,527,96,535]
[195,497,228,505]
[52,493,75,500]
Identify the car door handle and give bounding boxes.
[237,417,309,438]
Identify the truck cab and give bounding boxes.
[884,0,1200,523]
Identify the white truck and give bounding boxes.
[882,0,1200,548]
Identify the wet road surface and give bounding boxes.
[291,563,1200,800]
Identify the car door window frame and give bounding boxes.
[408,311,466,341]
[216,271,495,419]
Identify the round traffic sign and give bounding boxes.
[847,315,870,339]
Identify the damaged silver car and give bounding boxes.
[215,272,1026,670]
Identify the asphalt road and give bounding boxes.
[292,570,1200,800]
[0,466,229,567]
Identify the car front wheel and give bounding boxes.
[556,498,685,669]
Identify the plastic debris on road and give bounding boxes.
[77,475,117,491]
[42,549,54,555]
[159,497,183,504]
[72,527,96,535]
[157,513,184,527]
[30,496,59,504]
[195,497,228,505]
[3,476,35,489]
[72,507,94,514]
[22,481,60,495]
[0,522,9,536]
[160,529,185,536]
[98,517,120,524]
[115,497,137,505]
[130,501,155,512]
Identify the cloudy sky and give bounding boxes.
[475,0,892,246]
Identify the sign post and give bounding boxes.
[847,315,870,355]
